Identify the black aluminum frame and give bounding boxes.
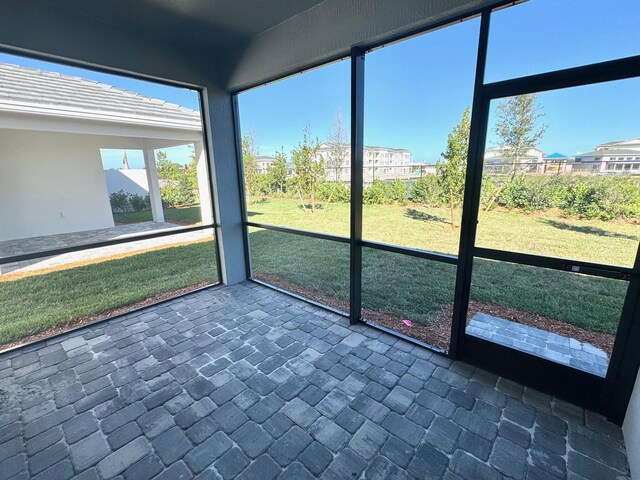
[233,3,640,423]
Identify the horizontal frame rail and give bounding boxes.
[361,240,458,265]
[474,247,635,280]
[483,55,640,99]
[245,221,350,244]
[0,223,217,266]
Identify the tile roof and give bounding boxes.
[0,62,201,128]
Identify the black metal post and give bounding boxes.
[602,244,640,424]
[449,10,491,358]
[350,47,365,325]
[231,94,253,281]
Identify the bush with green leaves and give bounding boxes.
[363,180,394,205]
[160,175,196,207]
[317,182,351,203]
[109,190,151,213]
[492,174,640,220]
[109,190,130,213]
[410,175,441,205]
[390,179,408,203]
[128,194,150,212]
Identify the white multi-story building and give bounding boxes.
[252,144,414,182]
[574,138,640,174]
[318,143,413,182]
[255,155,274,175]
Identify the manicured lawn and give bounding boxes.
[248,199,635,334]
[2,197,634,347]
[113,205,202,225]
[248,198,639,267]
[0,241,218,346]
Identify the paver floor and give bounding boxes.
[0,283,630,479]
[468,313,609,377]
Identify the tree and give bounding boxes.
[326,109,348,182]
[495,93,546,179]
[267,148,288,194]
[242,132,260,204]
[185,145,199,202]
[155,150,181,181]
[436,106,471,229]
[291,127,324,212]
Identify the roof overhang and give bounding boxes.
[0,105,203,143]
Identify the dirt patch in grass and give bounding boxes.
[0,281,213,353]
[254,272,615,356]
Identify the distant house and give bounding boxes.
[483,146,546,174]
[0,63,212,242]
[541,152,572,174]
[574,138,640,174]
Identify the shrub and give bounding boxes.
[129,194,150,212]
[317,182,351,203]
[410,175,441,206]
[490,174,640,220]
[109,190,130,213]
[363,180,393,205]
[390,179,408,203]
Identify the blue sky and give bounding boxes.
[1,0,639,165]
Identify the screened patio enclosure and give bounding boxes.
[0,0,639,478]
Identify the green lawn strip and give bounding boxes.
[113,206,202,225]
[247,198,639,267]
[0,241,218,345]
[249,229,624,334]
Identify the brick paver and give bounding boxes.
[0,283,630,479]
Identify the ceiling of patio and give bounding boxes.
[0,0,499,91]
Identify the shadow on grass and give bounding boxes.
[404,208,448,224]
[247,211,264,217]
[539,218,639,241]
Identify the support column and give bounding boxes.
[142,145,165,223]
[194,141,214,224]
[202,87,247,285]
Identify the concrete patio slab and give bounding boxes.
[0,222,212,275]
[468,313,609,377]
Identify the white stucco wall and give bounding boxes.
[0,129,114,241]
[104,169,149,196]
[623,372,640,479]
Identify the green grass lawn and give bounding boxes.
[249,229,627,334]
[248,198,639,267]
[113,205,202,225]
[248,198,636,334]
[2,197,634,347]
[0,241,218,346]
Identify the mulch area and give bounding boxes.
[253,273,615,355]
[0,282,213,353]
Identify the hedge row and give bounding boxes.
[256,174,640,221]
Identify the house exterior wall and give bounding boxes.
[0,129,114,242]
[104,169,149,196]
[623,372,640,480]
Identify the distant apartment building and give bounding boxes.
[318,143,413,182]
[252,144,414,182]
[255,155,274,175]
[574,137,640,174]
